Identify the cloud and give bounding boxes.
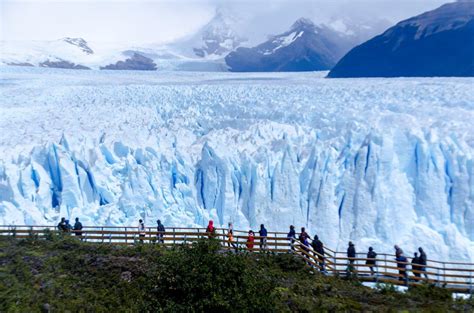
[1,0,454,43]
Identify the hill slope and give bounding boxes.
[328,1,474,77]
[0,237,470,312]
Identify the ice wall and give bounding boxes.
[1,125,472,261]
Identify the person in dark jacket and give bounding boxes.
[347,241,356,275]
[65,220,73,233]
[287,225,296,251]
[259,224,268,250]
[396,254,408,282]
[138,219,146,242]
[156,220,165,244]
[411,252,422,279]
[418,247,429,279]
[57,217,67,232]
[299,227,310,245]
[312,235,325,271]
[73,218,83,236]
[366,247,377,276]
[299,227,310,254]
[394,245,404,258]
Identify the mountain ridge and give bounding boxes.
[328,1,474,77]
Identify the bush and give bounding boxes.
[0,237,470,312]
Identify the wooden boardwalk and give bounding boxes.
[1,225,473,293]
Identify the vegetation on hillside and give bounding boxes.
[0,234,472,312]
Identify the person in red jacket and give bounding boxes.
[246,230,255,251]
[206,220,216,238]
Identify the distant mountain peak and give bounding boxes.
[291,18,317,31]
[62,37,94,55]
[225,17,354,72]
[189,8,247,58]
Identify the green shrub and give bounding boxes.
[0,237,470,312]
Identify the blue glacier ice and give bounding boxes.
[0,67,473,261]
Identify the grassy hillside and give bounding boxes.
[0,234,472,312]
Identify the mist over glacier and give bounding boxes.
[0,67,473,260]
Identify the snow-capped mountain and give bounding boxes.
[225,18,357,72]
[0,37,97,69]
[324,16,391,45]
[171,8,247,59]
[328,1,474,77]
[62,37,94,55]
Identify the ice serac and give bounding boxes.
[328,1,474,77]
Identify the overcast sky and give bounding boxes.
[1,0,454,43]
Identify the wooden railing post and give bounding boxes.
[101,226,104,243]
[173,228,176,245]
[125,227,128,244]
[437,267,440,287]
[443,263,446,286]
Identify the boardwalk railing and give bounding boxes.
[1,225,473,293]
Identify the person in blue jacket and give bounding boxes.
[287,225,296,251]
[259,224,268,250]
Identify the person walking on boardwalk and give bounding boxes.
[73,218,83,236]
[156,220,165,244]
[138,219,146,242]
[299,227,311,255]
[57,217,67,232]
[227,228,237,251]
[346,241,356,276]
[246,230,255,251]
[366,247,377,276]
[418,247,429,279]
[206,220,216,238]
[411,252,422,279]
[394,245,404,258]
[312,235,325,272]
[287,225,296,251]
[395,253,408,282]
[65,220,73,233]
[259,224,268,250]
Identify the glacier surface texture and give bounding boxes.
[0,67,473,260]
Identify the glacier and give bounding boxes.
[0,66,473,261]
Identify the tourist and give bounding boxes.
[259,224,268,250]
[418,247,429,279]
[227,229,237,251]
[138,219,146,242]
[394,245,404,258]
[396,254,408,282]
[312,235,325,271]
[57,217,67,232]
[366,247,377,276]
[65,220,73,233]
[287,225,296,251]
[156,220,165,244]
[411,252,422,279]
[206,220,216,238]
[73,217,83,236]
[246,230,255,251]
[347,241,356,276]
